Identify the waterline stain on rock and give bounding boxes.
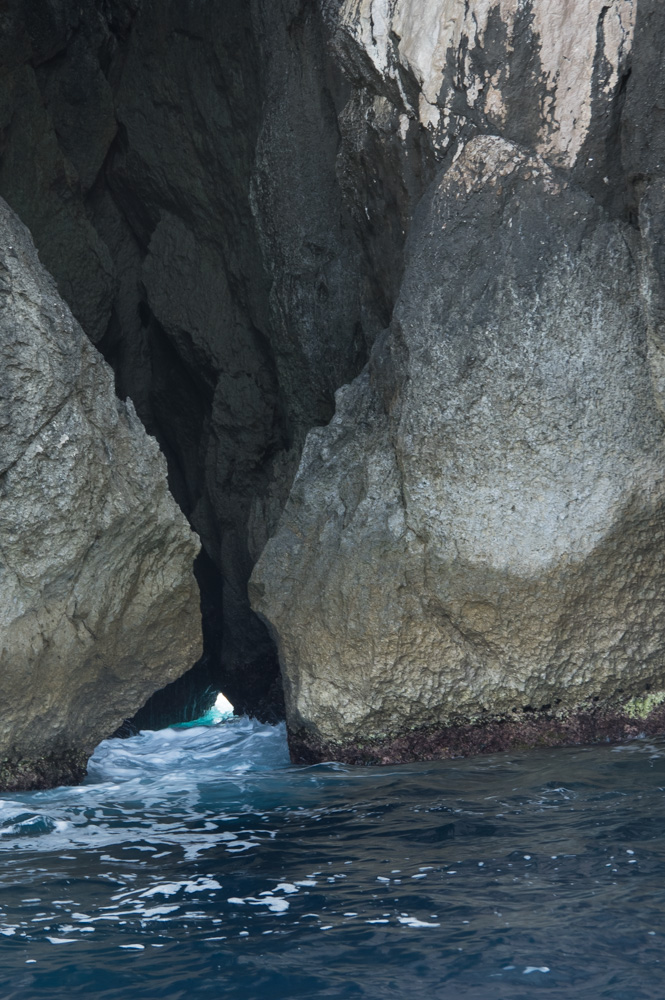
[288,702,665,767]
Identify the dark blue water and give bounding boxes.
[1,714,664,999]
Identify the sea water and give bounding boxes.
[0,713,664,999]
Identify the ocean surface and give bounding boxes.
[1,708,664,999]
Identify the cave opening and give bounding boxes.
[0,0,417,742]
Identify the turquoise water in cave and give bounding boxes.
[1,714,664,999]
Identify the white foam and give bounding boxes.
[214,693,234,715]
[397,916,441,928]
[264,898,289,913]
[0,718,289,858]
[136,906,180,917]
[140,883,183,898]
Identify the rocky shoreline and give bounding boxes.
[2,0,665,784]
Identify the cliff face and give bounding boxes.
[0,0,391,718]
[2,0,665,763]
[0,198,201,789]
[252,134,665,759]
[253,0,665,759]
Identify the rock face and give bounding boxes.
[0,198,201,789]
[251,135,665,757]
[251,1,665,759]
[2,0,665,761]
[0,0,381,716]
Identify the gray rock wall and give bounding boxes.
[0,198,201,788]
[251,1,665,759]
[0,0,390,716]
[251,136,665,755]
[2,0,665,761]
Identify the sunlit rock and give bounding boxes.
[251,135,665,760]
[0,199,202,789]
[332,0,634,166]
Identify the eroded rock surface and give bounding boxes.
[252,135,665,758]
[0,0,381,716]
[0,199,201,789]
[331,0,635,165]
[2,0,665,759]
[252,2,665,759]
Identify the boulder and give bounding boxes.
[0,198,201,789]
[251,136,665,762]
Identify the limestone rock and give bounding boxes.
[0,198,202,789]
[330,0,634,169]
[251,135,665,757]
[1,0,664,738]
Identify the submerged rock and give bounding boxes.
[0,199,201,789]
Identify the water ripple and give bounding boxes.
[0,719,664,998]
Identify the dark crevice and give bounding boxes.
[0,0,439,730]
[115,550,224,735]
